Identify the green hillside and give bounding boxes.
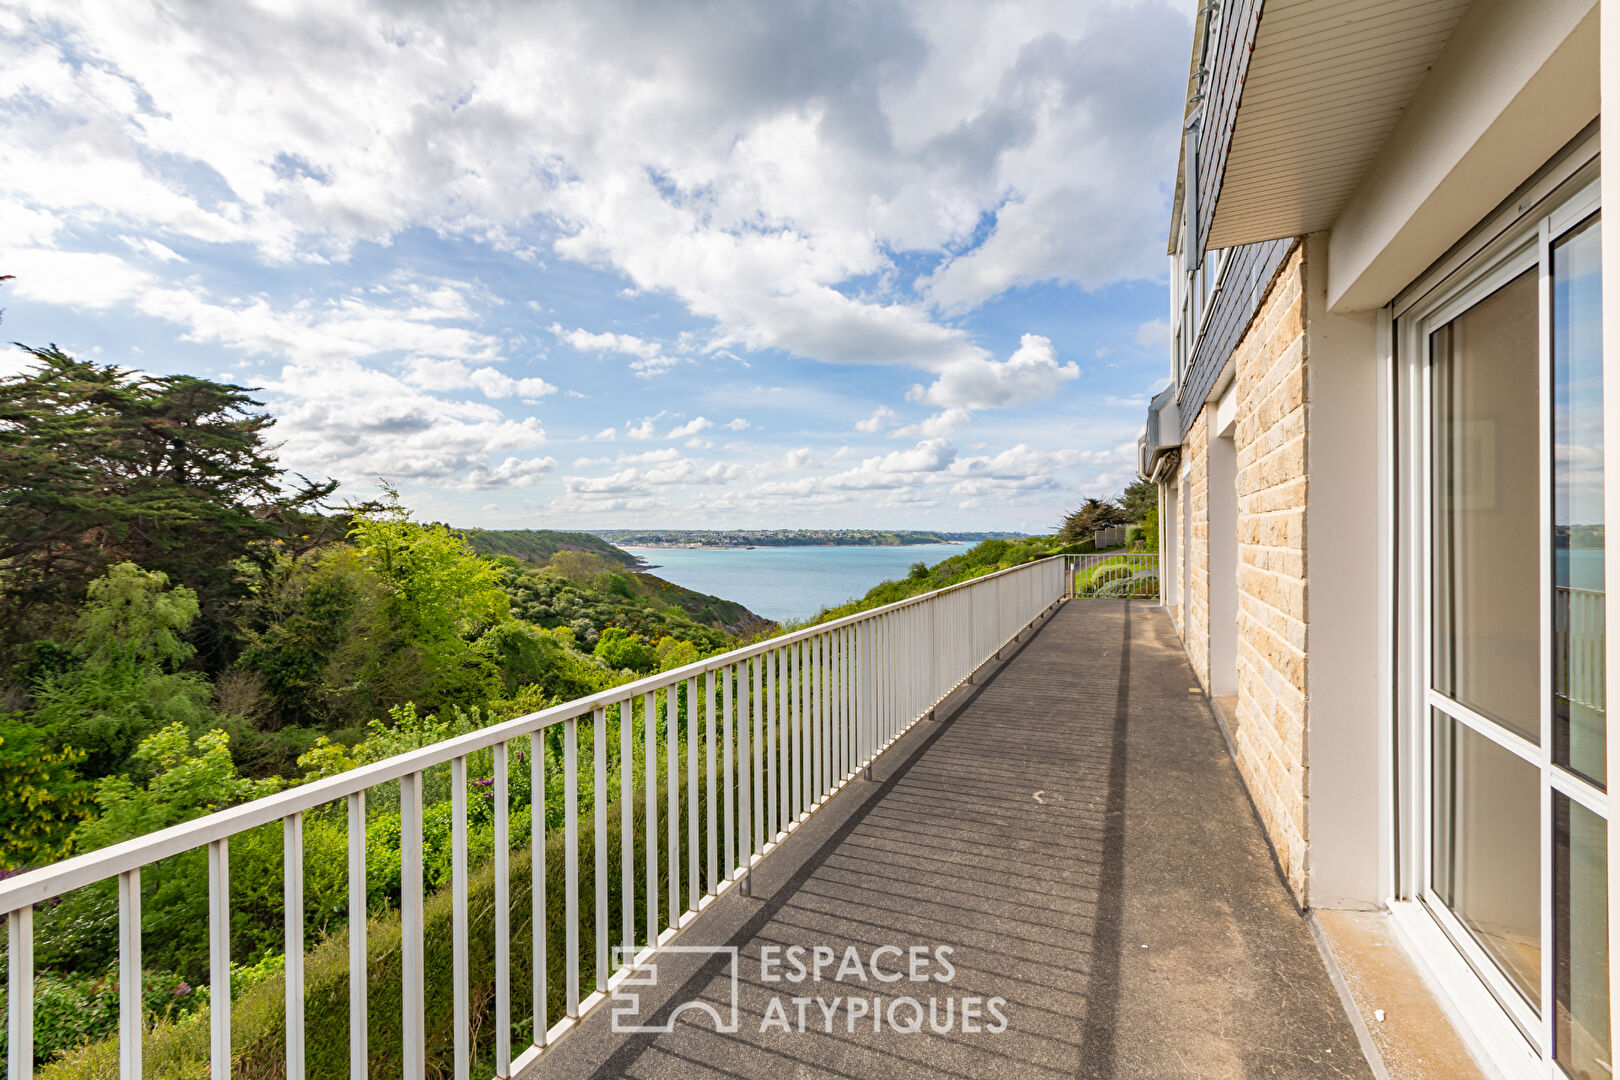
[461,528,639,567]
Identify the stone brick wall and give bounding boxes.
[1230,243,1308,895]
[1183,412,1210,689]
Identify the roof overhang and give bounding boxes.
[1205,0,1472,253]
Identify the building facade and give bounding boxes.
[1141,1,1616,1076]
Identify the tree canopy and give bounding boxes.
[0,346,335,659]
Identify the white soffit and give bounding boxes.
[1206,0,1472,250]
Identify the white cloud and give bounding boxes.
[403,356,556,401]
[551,322,678,376]
[1134,318,1171,348]
[121,235,185,263]
[1,0,1185,391]
[855,405,897,433]
[894,407,971,438]
[550,324,664,361]
[0,1,1191,525]
[910,334,1078,409]
[668,416,713,439]
[464,455,558,489]
[624,414,665,440]
[3,250,153,309]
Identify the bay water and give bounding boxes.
[622,542,972,624]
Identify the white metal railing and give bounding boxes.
[1554,585,1605,713]
[2,555,1068,1079]
[1067,552,1160,599]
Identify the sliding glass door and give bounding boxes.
[1417,186,1609,1079]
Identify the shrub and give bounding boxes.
[593,628,655,673]
[36,764,711,1079]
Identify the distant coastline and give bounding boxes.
[594,529,1023,550]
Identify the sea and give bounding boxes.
[621,542,973,624]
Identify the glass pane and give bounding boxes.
[1554,794,1611,1079]
[1432,710,1542,1010]
[1432,266,1542,743]
[1553,215,1606,788]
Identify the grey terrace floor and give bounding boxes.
[524,599,1373,1080]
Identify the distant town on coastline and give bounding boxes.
[591,529,1027,549]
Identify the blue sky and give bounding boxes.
[0,0,1191,532]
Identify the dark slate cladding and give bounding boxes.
[1195,0,1264,262]
[1173,237,1294,441]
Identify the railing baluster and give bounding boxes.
[722,669,735,881]
[833,630,843,783]
[643,691,658,945]
[285,812,305,1080]
[705,669,718,894]
[686,676,699,912]
[593,708,607,994]
[208,837,229,1080]
[529,733,546,1048]
[9,905,33,1080]
[767,648,778,841]
[493,743,510,1078]
[401,773,424,1080]
[791,643,802,821]
[620,697,634,958]
[565,716,580,1017]
[450,757,470,1080]
[346,795,365,1079]
[817,634,826,797]
[667,682,679,931]
[119,867,140,1080]
[751,655,764,854]
[841,627,850,779]
[738,662,752,874]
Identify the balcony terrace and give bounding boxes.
[529,599,1370,1080]
[2,560,1373,1079]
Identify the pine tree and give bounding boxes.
[0,346,336,663]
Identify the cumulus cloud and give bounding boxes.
[668,416,713,438]
[1134,318,1171,348]
[551,323,680,376]
[1,0,1184,366]
[910,334,1078,409]
[464,455,558,489]
[403,356,556,401]
[624,414,667,440]
[0,0,1190,522]
[855,405,897,433]
[894,407,971,438]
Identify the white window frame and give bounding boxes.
[1391,171,1607,1080]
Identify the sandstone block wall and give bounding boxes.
[1173,241,1309,898]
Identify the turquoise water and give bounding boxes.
[1557,548,1604,590]
[622,543,971,624]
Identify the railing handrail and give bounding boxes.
[0,554,1063,915]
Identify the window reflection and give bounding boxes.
[1432,710,1542,1010]
[1552,215,1605,787]
[1432,267,1541,743]
[1554,794,1610,1079]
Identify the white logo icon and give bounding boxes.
[609,945,740,1034]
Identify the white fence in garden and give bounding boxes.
[1067,552,1160,599]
